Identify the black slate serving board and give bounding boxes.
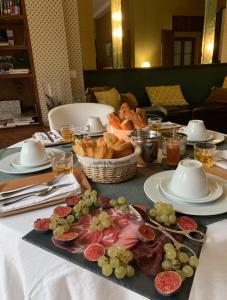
[23,222,206,300]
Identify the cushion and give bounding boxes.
[94,87,121,111]
[207,87,227,103]
[145,85,188,106]
[222,76,227,88]
[120,92,138,109]
[85,86,111,103]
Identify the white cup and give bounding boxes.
[85,116,105,133]
[181,120,206,141]
[20,138,48,167]
[169,159,209,199]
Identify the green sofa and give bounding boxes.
[84,64,227,133]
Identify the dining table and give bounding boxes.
[1,135,227,300]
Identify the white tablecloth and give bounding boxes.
[0,207,227,300]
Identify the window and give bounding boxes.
[174,38,194,66]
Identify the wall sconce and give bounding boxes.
[201,0,217,64]
[111,0,123,68]
[141,61,151,68]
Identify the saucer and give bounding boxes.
[160,172,223,203]
[144,171,227,216]
[74,127,105,137]
[187,132,214,143]
[0,148,63,174]
[12,153,50,168]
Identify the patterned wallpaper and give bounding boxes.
[62,0,85,102]
[221,4,227,63]
[25,0,84,126]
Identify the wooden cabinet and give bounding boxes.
[0,0,42,125]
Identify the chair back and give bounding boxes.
[48,103,114,131]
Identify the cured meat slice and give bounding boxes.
[132,234,168,276]
[76,229,103,246]
[101,227,120,247]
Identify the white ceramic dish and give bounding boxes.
[144,170,227,216]
[160,171,223,203]
[0,148,63,174]
[11,149,55,168]
[178,129,225,145]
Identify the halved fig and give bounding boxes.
[154,271,182,296]
[99,196,111,208]
[84,243,105,261]
[177,216,198,231]
[54,231,79,244]
[138,223,156,242]
[54,206,72,218]
[34,218,51,233]
[66,195,81,207]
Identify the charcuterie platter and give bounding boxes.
[23,188,206,300]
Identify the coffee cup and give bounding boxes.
[20,138,48,167]
[85,116,105,133]
[180,120,206,141]
[169,159,209,199]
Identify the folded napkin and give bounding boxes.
[34,131,64,145]
[0,173,81,212]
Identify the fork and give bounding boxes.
[1,183,72,206]
[1,174,65,198]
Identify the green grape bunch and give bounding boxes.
[149,202,177,226]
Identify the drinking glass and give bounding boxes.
[147,116,162,131]
[51,152,74,177]
[194,142,216,168]
[60,125,75,142]
[166,138,180,166]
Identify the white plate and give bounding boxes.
[144,171,227,216]
[11,149,55,168]
[187,132,214,143]
[159,171,223,203]
[0,148,63,174]
[178,129,225,145]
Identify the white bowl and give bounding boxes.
[169,159,209,199]
[20,138,48,167]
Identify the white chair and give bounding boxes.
[48,103,114,131]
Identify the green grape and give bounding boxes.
[75,212,82,219]
[182,265,194,277]
[166,248,177,260]
[116,245,125,256]
[102,219,111,228]
[90,195,97,203]
[98,256,108,267]
[126,265,135,277]
[63,224,70,232]
[162,260,172,271]
[164,221,171,227]
[85,199,93,207]
[91,189,97,196]
[67,215,75,223]
[49,223,55,230]
[94,200,100,207]
[110,199,117,207]
[73,205,81,213]
[90,224,97,232]
[160,214,168,223]
[102,264,113,276]
[154,202,162,210]
[120,250,133,263]
[97,223,104,231]
[51,214,59,222]
[84,189,91,197]
[108,246,118,258]
[149,208,156,217]
[176,270,185,281]
[171,259,181,270]
[164,243,174,252]
[92,216,99,225]
[178,252,189,264]
[114,266,127,279]
[167,203,174,212]
[55,226,65,235]
[82,207,89,215]
[169,214,177,224]
[155,215,162,223]
[117,196,126,205]
[79,200,86,207]
[109,257,120,268]
[189,255,199,268]
[120,204,128,212]
[99,211,109,220]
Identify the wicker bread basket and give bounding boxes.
[76,147,140,183]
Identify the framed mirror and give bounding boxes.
[78,0,226,70]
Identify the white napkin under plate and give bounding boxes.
[0,173,81,212]
[214,150,227,170]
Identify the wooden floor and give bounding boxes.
[0,125,47,149]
